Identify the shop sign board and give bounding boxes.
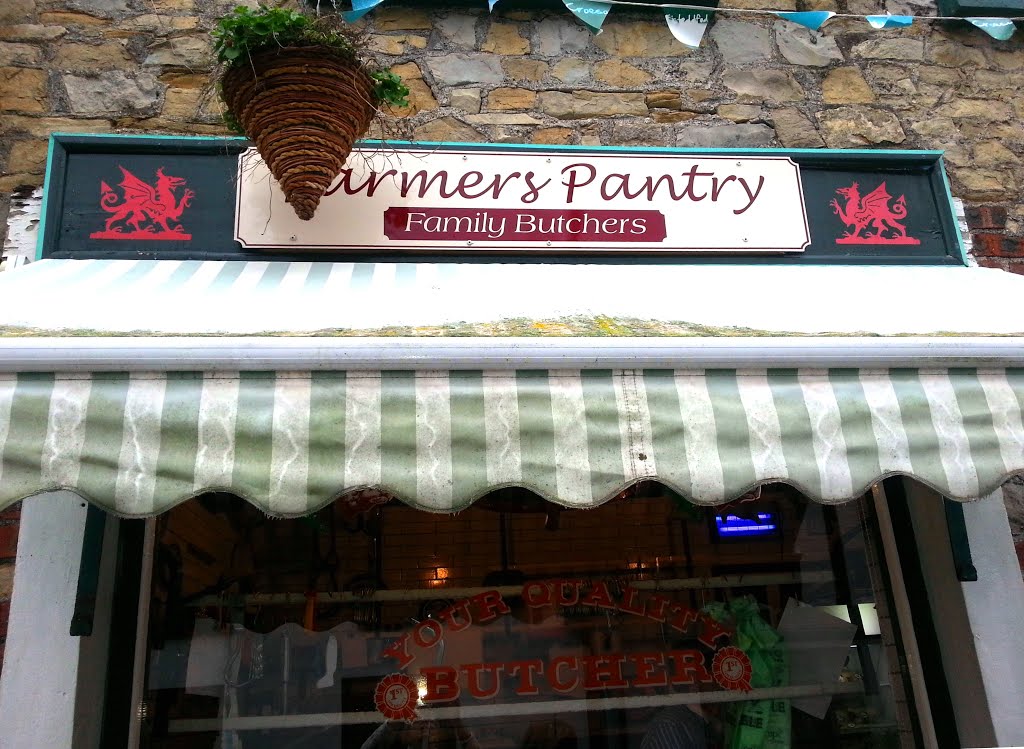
[234,146,811,253]
[38,135,966,265]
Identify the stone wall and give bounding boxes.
[0,0,1022,610]
[1,0,1023,257]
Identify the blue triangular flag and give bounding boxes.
[866,13,913,29]
[775,10,835,30]
[342,0,385,23]
[967,17,1016,40]
[488,0,500,10]
[562,0,611,34]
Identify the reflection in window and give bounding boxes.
[143,485,916,748]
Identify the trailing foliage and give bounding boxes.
[369,70,409,109]
[212,5,409,111]
[212,6,355,64]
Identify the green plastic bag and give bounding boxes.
[706,597,790,749]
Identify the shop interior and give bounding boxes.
[142,483,918,748]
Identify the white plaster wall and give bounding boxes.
[0,188,40,271]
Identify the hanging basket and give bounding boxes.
[221,46,377,221]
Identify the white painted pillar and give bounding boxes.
[0,491,110,749]
[904,480,1024,748]
[959,489,1024,747]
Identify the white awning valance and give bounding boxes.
[1,367,1021,515]
[1,258,1023,337]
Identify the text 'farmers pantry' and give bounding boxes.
[328,162,765,215]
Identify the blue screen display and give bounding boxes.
[714,512,779,538]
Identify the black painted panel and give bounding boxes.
[41,135,964,265]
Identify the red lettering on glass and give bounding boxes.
[618,586,646,617]
[507,659,545,696]
[462,662,503,699]
[581,654,629,690]
[523,581,551,608]
[421,666,461,703]
[579,581,617,611]
[381,633,414,669]
[698,616,731,649]
[646,595,671,623]
[667,649,713,686]
[471,590,511,624]
[667,604,701,633]
[439,599,473,633]
[547,656,580,694]
[412,619,443,648]
[629,652,669,687]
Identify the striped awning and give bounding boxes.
[1,368,1022,516]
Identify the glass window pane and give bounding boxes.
[141,485,917,749]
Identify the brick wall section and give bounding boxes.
[0,503,20,677]
[967,205,1024,275]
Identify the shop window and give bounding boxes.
[140,485,920,748]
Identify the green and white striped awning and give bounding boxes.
[1,368,1022,516]
[2,259,1024,515]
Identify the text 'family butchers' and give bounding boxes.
[325,162,766,215]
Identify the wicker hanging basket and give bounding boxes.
[221,46,377,221]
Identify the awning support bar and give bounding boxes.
[69,505,106,637]
[2,336,1024,372]
[944,499,978,582]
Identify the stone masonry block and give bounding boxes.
[481,22,529,55]
[0,0,36,26]
[63,71,163,116]
[0,67,47,113]
[537,91,647,119]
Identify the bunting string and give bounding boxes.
[556,0,1023,40]
[546,0,1024,22]
[344,0,1023,43]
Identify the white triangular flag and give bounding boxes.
[665,8,712,49]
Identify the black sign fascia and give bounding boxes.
[39,134,966,266]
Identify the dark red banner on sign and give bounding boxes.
[384,207,667,243]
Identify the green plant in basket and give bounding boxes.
[213,5,409,220]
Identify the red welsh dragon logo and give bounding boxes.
[831,181,920,245]
[89,166,194,240]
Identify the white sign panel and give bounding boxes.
[235,146,810,253]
